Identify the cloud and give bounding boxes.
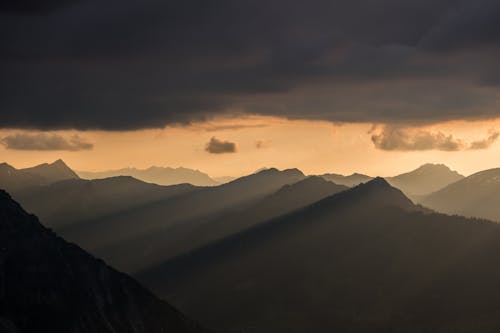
[2,0,500,130]
[205,137,237,154]
[371,127,464,151]
[469,130,500,150]
[371,126,500,151]
[1,133,93,151]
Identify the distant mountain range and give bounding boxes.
[139,179,500,333]
[320,164,464,198]
[78,166,219,186]
[385,163,464,197]
[0,190,208,333]
[421,167,500,222]
[0,159,78,192]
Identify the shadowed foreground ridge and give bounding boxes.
[0,190,208,333]
[139,178,500,333]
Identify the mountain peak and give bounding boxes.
[315,176,416,212]
[51,158,67,166]
[282,168,305,177]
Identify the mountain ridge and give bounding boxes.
[0,189,208,333]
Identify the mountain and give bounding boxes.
[138,178,500,333]
[386,163,464,197]
[0,160,79,193]
[55,168,306,273]
[0,190,207,333]
[320,172,372,187]
[78,166,219,186]
[421,167,500,221]
[13,176,198,229]
[85,176,348,274]
[21,159,80,184]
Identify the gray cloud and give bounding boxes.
[1,133,93,151]
[371,127,464,151]
[2,0,500,130]
[372,126,500,151]
[205,137,237,154]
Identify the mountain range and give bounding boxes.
[5,159,500,332]
[139,179,500,333]
[421,167,500,222]
[321,164,464,198]
[0,190,208,333]
[79,166,219,186]
[0,159,78,193]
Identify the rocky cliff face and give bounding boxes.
[0,190,208,333]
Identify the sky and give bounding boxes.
[2,0,500,177]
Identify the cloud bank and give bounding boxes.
[1,133,93,151]
[371,127,500,151]
[2,0,500,130]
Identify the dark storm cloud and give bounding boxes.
[1,133,93,151]
[205,137,237,154]
[2,0,500,130]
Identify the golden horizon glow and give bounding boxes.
[2,115,500,178]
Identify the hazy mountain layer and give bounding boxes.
[13,176,198,229]
[386,163,464,197]
[139,179,500,333]
[86,176,347,274]
[320,172,372,187]
[0,159,78,192]
[320,164,463,197]
[51,168,306,272]
[79,166,219,186]
[421,167,500,222]
[0,190,208,333]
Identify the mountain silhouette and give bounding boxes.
[84,176,348,274]
[138,178,500,333]
[44,168,306,273]
[421,167,500,221]
[79,166,218,186]
[0,190,208,333]
[13,176,197,229]
[320,172,372,187]
[386,163,464,197]
[0,160,79,192]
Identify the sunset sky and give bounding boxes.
[2,0,500,178]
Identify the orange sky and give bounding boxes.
[2,115,500,178]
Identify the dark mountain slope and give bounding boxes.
[13,176,197,229]
[0,190,208,333]
[421,167,500,221]
[386,163,464,197]
[138,178,500,333]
